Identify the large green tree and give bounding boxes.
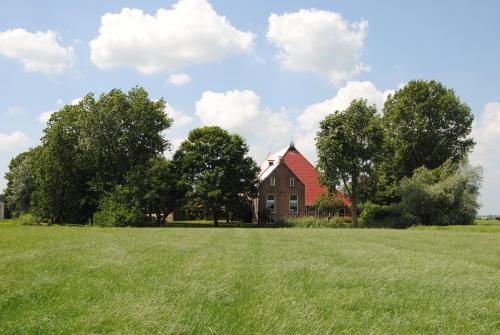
[3,149,38,216]
[379,80,475,201]
[16,87,172,224]
[173,126,259,226]
[316,99,384,226]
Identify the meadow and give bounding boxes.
[0,221,499,334]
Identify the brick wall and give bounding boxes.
[258,163,305,222]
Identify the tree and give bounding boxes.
[399,160,482,225]
[316,99,384,227]
[313,190,344,221]
[173,126,259,226]
[25,87,172,224]
[379,80,475,201]
[126,157,185,224]
[3,149,38,216]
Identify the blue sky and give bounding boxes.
[1,0,499,214]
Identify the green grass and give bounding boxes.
[0,219,14,225]
[412,219,500,233]
[1,225,499,334]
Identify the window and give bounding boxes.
[266,194,275,213]
[289,177,295,187]
[270,177,275,186]
[290,194,298,213]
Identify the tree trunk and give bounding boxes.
[213,209,219,227]
[351,179,358,227]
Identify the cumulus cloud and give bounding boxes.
[0,131,30,151]
[168,73,191,86]
[298,81,393,131]
[193,82,393,164]
[38,110,56,123]
[471,102,500,163]
[267,9,369,85]
[90,0,255,74]
[165,103,193,128]
[293,81,393,162]
[195,89,293,161]
[0,28,74,75]
[470,102,500,214]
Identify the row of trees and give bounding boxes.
[4,87,259,226]
[316,80,482,226]
[4,80,482,227]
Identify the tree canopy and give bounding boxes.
[378,80,475,201]
[316,99,384,226]
[173,126,259,225]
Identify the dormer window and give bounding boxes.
[289,177,295,187]
[270,177,276,186]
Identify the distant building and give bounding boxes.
[254,144,350,222]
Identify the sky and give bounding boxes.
[1,0,499,214]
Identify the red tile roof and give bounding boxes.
[282,149,324,206]
[282,147,351,207]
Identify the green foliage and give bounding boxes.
[16,213,39,226]
[3,149,37,216]
[286,216,353,228]
[173,126,259,225]
[4,87,172,224]
[316,99,384,226]
[378,80,475,201]
[93,185,145,227]
[359,203,419,229]
[312,190,344,220]
[125,157,185,224]
[399,160,482,225]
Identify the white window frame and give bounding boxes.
[289,194,298,213]
[289,177,295,187]
[270,177,276,187]
[266,194,276,213]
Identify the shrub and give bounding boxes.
[399,160,482,225]
[16,213,39,226]
[359,203,418,229]
[93,186,145,227]
[286,216,354,228]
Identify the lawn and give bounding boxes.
[0,225,499,334]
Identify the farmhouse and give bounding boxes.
[255,143,350,222]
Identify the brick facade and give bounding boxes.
[257,162,305,222]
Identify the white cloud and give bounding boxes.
[298,81,393,131]
[168,73,191,86]
[38,110,56,123]
[293,81,393,162]
[470,102,500,214]
[0,28,74,75]
[165,103,193,128]
[7,106,23,115]
[90,0,255,74]
[195,89,293,161]
[70,97,82,105]
[267,9,369,85]
[0,131,30,151]
[165,136,186,159]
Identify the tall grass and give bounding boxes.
[0,225,499,334]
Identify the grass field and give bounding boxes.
[1,223,499,334]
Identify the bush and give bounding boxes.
[16,213,39,226]
[399,160,482,225]
[93,186,145,227]
[286,216,354,228]
[359,203,418,229]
